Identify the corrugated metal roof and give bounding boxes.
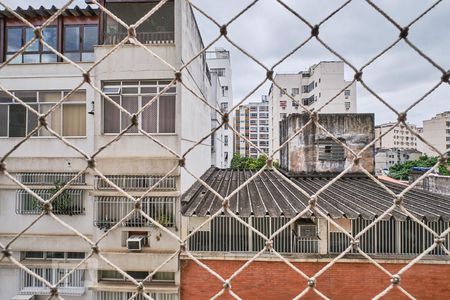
[0,5,98,18]
[182,168,450,221]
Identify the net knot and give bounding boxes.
[87,158,96,169]
[38,115,47,127]
[0,162,6,174]
[83,72,91,84]
[128,26,137,38]
[220,25,228,36]
[223,280,231,289]
[179,158,186,167]
[43,202,52,214]
[442,71,450,83]
[50,287,58,296]
[394,195,403,206]
[399,27,409,39]
[175,71,182,82]
[311,25,319,37]
[391,274,401,285]
[131,114,139,127]
[397,112,407,123]
[34,27,43,40]
[222,113,229,124]
[1,249,12,258]
[309,196,317,207]
[308,277,316,287]
[266,70,274,80]
[91,245,100,254]
[354,71,363,82]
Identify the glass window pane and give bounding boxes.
[7,28,22,52]
[23,54,40,63]
[100,270,123,280]
[40,91,61,102]
[27,104,38,135]
[39,104,61,136]
[6,54,22,64]
[64,90,86,102]
[64,26,80,51]
[63,104,86,136]
[15,91,37,102]
[0,91,13,103]
[42,27,57,50]
[41,54,57,63]
[24,251,44,259]
[25,28,39,52]
[81,52,95,62]
[142,97,158,133]
[121,96,139,133]
[67,252,85,259]
[103,96,120,133]
[46,252,65,259]
[83,26,98,51]
[9,104,26,137]
[64,52,81,62]
[158,95,175,133]
[0,106,7,136]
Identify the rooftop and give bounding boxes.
[182,167,450,221]
[0,5,98,18]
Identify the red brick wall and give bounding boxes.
[180,259,450,300]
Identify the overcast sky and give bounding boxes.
[3,0,449,125]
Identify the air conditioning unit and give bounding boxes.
[297,224,317,238]
[127,235,146,251]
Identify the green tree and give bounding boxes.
[388,155,450,180]
[230,153,276,170]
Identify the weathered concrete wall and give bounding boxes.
[280,113,375,175]
[409,172,450,195]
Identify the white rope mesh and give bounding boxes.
[0,0,448,299]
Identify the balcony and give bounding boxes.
[16,189,84,215]
[96,291,178,300]
[19,268,85,296]
[104,31,175,45]
[94,197,176,230]
[94,175,176,191]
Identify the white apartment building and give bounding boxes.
[419,112,450,156]
[207,48,234,168]
[268,61,357,160]
[375,122,420,150]
[234,96,270,158]
[0,2,212,299]
[375,148,422,175]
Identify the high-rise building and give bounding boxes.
[207,48,234,168]
[0,2,212,299]
[419,111,450,156]
[234,96,270,158]
[268,61,357,160]
[375,122,420,150]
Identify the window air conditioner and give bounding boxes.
[127,235,146,251]
[297,224,317,238]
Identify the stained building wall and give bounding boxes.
[280,113,375,175]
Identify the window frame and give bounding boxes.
[63,24,98,62]
[101,80,177,135]
[6,25,58,64]
[0,90,87,138]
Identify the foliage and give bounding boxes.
[388,155,450,180]
[49,180,79,215]
[230,153,278,170]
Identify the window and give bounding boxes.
[221,86,229,97]
[292,88,299,96]
[317,138,346,161]
[224,151,228,161]
[224,135,229,146]
[279,88,287,96]
[0,90,86,137]
[6,26,57,64]
[220,102,228,112]
[22,251,85,261]
[64,25,98,62]
[344,89,351,99]
[99,270,175,283]
[102,80,176,134]
[211,68,225,77]
[105,1,174,45]
[345,102,351,111]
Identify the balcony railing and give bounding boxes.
[95,175,176,191]
[16,189,84,215]
[188,216,319,254]
[94,197,176,230]
[19,268,85,296]
[96,291,178,300]
[16,172,85,185]
[104,31,175,45]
